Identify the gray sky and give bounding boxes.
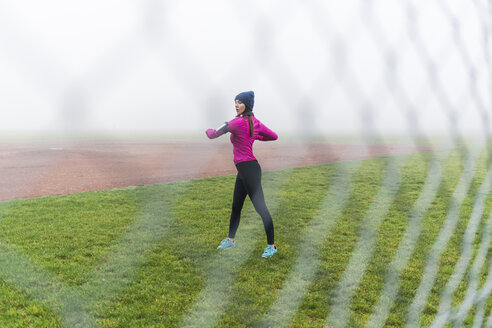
[0,0,490,137]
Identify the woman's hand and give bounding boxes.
[206,129,217,139]
[206,122,229,139]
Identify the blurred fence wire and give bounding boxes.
[1,0,492,327]
[0,0,490,138]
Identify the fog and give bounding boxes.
[0,0,490,137]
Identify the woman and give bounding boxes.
[206,91,278,258]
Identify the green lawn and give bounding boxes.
[0,150,491,327]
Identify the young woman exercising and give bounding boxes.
[205,91,278,258]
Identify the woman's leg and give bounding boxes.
[228,173,247,240]
[237,161,275,245]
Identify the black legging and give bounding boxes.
[228,160,274,245]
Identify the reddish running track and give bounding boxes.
[0,140,434,202]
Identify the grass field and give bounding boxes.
[0,149,492,327]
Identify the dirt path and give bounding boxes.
[0,140,434,202]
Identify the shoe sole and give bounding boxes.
[217,245,235,249]
[262,253,276,258]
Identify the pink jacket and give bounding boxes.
[206,115,278,165]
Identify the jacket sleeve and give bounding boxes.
[225,117,240,134]
[205,129,221,139]
[205,122,229,139]
[255,122,278,141]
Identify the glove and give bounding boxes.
[206,122,229,139]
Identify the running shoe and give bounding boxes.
[217,238,235,249]
[262,245,277,258]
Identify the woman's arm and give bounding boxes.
[256,122,278,141]
[206,122,229,139]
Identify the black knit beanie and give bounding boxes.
[235,91,255,111]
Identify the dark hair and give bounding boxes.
[242,110,254,137]
[247,114,254,138]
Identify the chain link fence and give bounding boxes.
[1,0,492,327]
[0,0,489,139]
